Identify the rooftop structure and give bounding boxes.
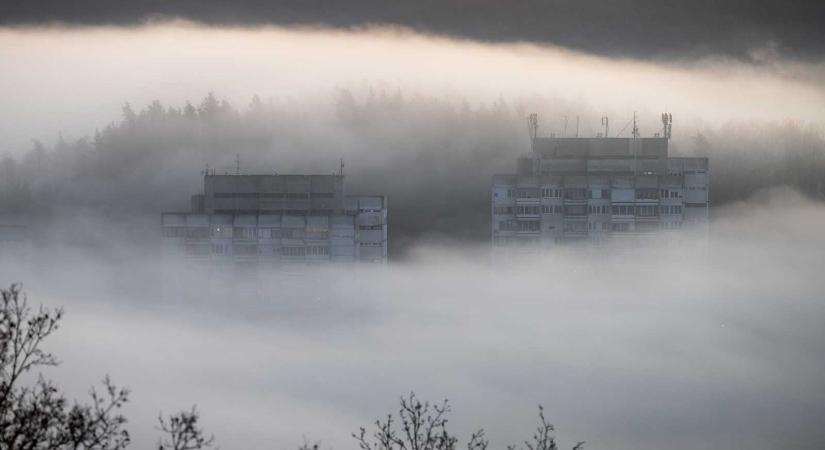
[162,174,387,268]
[492,125,709,252]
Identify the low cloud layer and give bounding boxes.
[1,22,824,153]
[2,188,824,450]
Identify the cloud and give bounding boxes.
[3,188,825,450]
[0,22,824,154]
[3,1,825,61]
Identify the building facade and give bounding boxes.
[162,174,387,267]
[492,137,708,251]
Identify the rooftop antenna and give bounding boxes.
[601,116,609,138]
[661,112,673,139]
[527,113,538,154]
[575,116,580,138]
[562,115,568,137]
[632,111,640,139]
[340,158,345,177]
[235,153,240,175]
[203,163,209,177]
[527,113,538,140]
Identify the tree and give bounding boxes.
[353,393,581,450]
[508,406,583,450]
[0,284,130,450]
[157,406,215,450]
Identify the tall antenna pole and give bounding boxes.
[562,115,568,137]
[527,113,538,140]
[661,112,673,139]
[632,111,639,139]
[575,116,580,137]
[235,153,240,175]
[340,158,345,177]
[601,116,609,138]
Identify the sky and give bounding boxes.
[2,0,824,61]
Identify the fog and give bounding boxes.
[2,23,824,255]
[1,188,824,450]
[2,20,825,450]
[1,22,824,153]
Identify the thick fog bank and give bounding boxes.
[1,189,824,450]
[2,23,824,255]
[1,91,824,256]
[1,22,824,152]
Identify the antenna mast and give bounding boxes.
[527,113,538,140]
[340,158,345,177]
[575,116,580,137]
[235,153,240,175]
[601,116,609,138]
[661,112,673,139]
[632,111,640,139]
[562,115,568,137]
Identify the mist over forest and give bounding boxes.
[1,90,823,256]
[2,17,825,450]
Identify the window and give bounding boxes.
[493,206,513,214]
[564,188,588,200]
[233,244,258,256]
[542,205,551,214]
[257,228,272,239]
[499,220,518,231]
[563,221,587,233]
[636,205,658,217]
[234,227,256,240]
[518,221,540,232]
[612,205,639,215]
[307,246,329,256]
[611,222,630,232]
[359,225,382,230]
[507,189,514,198]
[186,227,210,239]
[516,206,540,215]
[280,246,306,257]
[636,189,659,200]
[210,226,232,238]
[601,189,610,199]
[564,205,587,216]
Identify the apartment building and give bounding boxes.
[492,136,709,251]
[162,174,387,267]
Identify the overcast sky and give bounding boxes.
[2,0,824,61]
